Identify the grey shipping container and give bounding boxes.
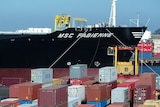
[31,68,53,84]
[69,64,87,79]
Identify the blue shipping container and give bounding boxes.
[87,99,107,107]
[139,52,152,59]
[20,100,32,105]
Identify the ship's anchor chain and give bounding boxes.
[106,28,159,76]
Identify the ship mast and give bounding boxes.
[108,0,117,27]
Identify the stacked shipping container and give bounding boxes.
[153,39,160,57]
[137,42,153,59]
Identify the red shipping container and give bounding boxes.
[106,84,112,99]
[87,84,107,102]
[56,102,68,107]
[153,53,160,57]
[107,102,130,107]
[1,77,25,86]
[70,77,88,85]
[60,76,70,84]
[117,82,135,101]
[151,87,156,99]
[87,75,95,80]
[38,85,68,107]
[106,80,117,89]
[9,82,30,98]
[134,85,151,104]
[0,103,11,107]
[76,104,96,107]
[19,82,42,100]
[139,73,156,88]
[0,100,19,107]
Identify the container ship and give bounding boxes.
[0,0,146,69]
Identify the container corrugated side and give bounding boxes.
[111,87,130,103]
[68,85,85,101]
[31,68,53,84]
[99,66,117,83]
[38,85,68,107]
[76,104,96,107]
[68,97,81,107]
[69,64,88,79]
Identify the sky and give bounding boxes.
[0,0,159,33]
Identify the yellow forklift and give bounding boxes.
[108,46,139,78]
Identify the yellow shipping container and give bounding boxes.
[144,100,160,107]
[156,91,160,100]
[52,78,62,85]
[117,78,127,84]
[138,104,155,107]
[117,61,133,65]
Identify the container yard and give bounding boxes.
[1,35,160,107]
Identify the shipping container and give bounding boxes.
[19,100,32,104]
[68,85,85,101]
[52,78,62,85]
[17,103,38,107]
[107,102,130,107]
[19,82,42,100]
[134,85,151,104]
[143,99,160,107]
[152,39,160,44]
[70,64,88,79]
[0,103,11,107]
[153,48,160,53]
[111,87,130,103]
[139,73,156,88]
[139,52,152,59]
[60,76,70,84]
[1,98,19,102]
[156,76,160,90]
[86,84,107,102]
[1,77,25,87]
[38,85,68,107]
[41,82,53,88]
[0,100,19,107]
[68,97,81,107]
[99,66,117,83]
[31,68,53,84]
[117,82,135,101]
[70,77,88,85]
[0,86,9,99]
[76,104,96,107]
[87,99,107,107]
[153,53,160,57]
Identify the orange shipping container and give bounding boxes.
[19,82,42,100]
[106,102,130,107]
[0,100,19,107]
[76,104,96,107]
[139,73,156,88]
[87,84,107,102]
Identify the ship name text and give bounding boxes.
[57,33,113,38]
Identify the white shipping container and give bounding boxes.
[42,82,53,88]
[1,98,19,102]
[111,87,130,103]
[68,85,85,101]
[70,64,88,79]
[156,76,160,90]
[68,97,81,107]
[153,39,160,45]
[99,66,117,83]
[17,104,38,107]
[31,68,53,84]
[153,48,160,53]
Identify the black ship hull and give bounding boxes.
[0,27,146,68]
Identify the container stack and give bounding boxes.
[86,84,109,106]
[133,72,156,106]
[98,66,117,89]
[38,85,68,107]
[69,64,88,85]
[153,39,160,57]
[137,42,153,59]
